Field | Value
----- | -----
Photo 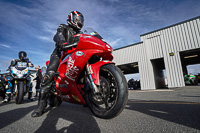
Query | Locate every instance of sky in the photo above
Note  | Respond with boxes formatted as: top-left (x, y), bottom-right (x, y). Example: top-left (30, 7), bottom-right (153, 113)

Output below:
top-left (0, 0), bottom-right (200, 78)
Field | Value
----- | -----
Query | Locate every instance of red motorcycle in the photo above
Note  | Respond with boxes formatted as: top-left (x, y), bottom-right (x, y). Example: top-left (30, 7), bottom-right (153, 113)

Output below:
top-left (47, 28), bottom-right (128, 119)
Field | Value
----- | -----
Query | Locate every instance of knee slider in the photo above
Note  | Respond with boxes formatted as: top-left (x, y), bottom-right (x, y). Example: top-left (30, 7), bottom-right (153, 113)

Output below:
top-left (41, 71), bottom-right (55, 86)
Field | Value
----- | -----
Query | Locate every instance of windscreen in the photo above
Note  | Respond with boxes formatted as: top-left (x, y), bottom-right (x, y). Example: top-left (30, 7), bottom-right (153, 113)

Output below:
top-left (16, 62), bottom-right (27, 70)
top-left (83, 28), bottom-right (107, 43)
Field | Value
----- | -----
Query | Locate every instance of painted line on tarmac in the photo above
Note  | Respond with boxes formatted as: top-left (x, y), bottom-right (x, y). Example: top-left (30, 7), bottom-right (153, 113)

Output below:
top-left (133, 90), bottom-right (174, 92)
top-left (128, 101), bottom-right (200, 105)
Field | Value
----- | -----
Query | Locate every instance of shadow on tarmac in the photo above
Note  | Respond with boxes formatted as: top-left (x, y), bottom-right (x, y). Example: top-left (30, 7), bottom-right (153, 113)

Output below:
top-left (34, 103), bottom-right (101, 133)
top-left (0, 100), bottom-right (100, 133)
top-left (0, 97), bottom-right (37, 107)
top-left (126, 100), bottom-right (200, 130)
top-left (0, 105), bottom-right (36, 129)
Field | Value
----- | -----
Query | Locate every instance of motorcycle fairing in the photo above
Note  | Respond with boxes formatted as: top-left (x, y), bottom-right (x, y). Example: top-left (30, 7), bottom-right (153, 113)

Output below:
top-left (88, 61), bottom-right (114, 85)
top-left (55, 49), bottom-right (106, 104)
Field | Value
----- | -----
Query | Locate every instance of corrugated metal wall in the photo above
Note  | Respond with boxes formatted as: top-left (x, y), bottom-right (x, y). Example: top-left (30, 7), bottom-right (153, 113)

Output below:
top-left (113, 16), bottom-right (200, 89)
top-left (113, 43), bottom-right (141, 65)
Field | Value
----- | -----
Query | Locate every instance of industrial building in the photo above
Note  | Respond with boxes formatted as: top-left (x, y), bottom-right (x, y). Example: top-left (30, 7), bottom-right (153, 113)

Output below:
top-left (113, 16), bottom-right (200, 90)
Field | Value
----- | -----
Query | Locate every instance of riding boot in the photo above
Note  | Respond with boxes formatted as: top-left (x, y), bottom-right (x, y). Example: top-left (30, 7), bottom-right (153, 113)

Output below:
top-left (34, 91), bottom-right (38, 97)
top-left (7, 93), bottom-right (11, 102)
top-left (31, 85), bottom-right (51, 117)
top-left (28, 92), bottom-right (32, 100)
top-left (2, 93), bottom-right (11, 103)
top-left (31, 71), bottom-right (55, 117)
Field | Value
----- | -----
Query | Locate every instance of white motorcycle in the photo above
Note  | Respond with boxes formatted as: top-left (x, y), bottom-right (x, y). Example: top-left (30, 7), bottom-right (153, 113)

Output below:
top-left (10, 62), bottom-right (33, 104)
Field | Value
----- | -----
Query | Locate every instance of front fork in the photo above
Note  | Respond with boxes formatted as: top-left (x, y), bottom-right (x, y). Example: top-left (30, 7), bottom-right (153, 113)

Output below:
top-left (86, 62), bottom-right (100, 94)
top-left (14, 80), bottom-right (27, 94)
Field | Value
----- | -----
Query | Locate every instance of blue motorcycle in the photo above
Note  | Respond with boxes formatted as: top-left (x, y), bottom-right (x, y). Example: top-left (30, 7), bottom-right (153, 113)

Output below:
top-left (10, 62), bottom-right (33, 104)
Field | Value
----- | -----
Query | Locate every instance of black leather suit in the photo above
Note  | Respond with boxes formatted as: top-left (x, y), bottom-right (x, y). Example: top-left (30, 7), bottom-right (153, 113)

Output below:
top-left (32, 24), bottom-right (80, 117)
top-left (8, 58), bottom-right (33, 69)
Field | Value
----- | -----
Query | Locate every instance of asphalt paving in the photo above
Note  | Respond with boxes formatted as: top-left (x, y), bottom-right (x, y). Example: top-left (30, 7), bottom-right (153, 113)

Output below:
top-left (0, 86), bottom-right (200, 133)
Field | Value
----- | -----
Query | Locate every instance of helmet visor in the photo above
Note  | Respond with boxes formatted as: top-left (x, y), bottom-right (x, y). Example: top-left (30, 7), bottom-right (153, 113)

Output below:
top-left (74, 15), bottom-right (84, 29)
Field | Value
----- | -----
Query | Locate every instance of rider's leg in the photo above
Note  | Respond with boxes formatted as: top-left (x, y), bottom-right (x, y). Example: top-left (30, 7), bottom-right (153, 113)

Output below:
top-left (2, 89), bottom-right (11, 103)
top-left (31, 48), bottom-right (60, 117)
top-left (28, 87), bottom-right (33, 100)
top-left (34, 89), bottom-right (39, 97)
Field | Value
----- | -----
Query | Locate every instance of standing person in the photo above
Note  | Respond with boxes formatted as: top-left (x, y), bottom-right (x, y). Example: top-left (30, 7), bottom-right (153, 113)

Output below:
top-left (33, 66), bottom-right (42, 97)
top-left (2, 76), bottom-right (12, 103)
top-left (31, 11), bottom-right (84, 117)
top-left (0, 74), bottom-right (8, 102)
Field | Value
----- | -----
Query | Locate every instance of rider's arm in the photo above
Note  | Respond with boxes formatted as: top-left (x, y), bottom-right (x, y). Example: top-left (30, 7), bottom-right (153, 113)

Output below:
top-left (24, 58), bottom-right (34, 67)
top-left (28, 61), bottom-right (34, 68)
top-left (8, 59), bottom-right (16, 69)
top-left (60, 36), bottom-right (79, 51)
top-left (53, 24), bottom-right (67, 47)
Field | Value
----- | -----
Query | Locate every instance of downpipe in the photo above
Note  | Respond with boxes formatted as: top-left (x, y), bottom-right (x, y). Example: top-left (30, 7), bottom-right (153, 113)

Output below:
top-left (86, 62), bottom-right (100, 94)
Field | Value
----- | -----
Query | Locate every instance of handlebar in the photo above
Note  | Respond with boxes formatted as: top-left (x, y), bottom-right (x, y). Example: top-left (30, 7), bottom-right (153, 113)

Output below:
top-left (61, 42), bottom-right (78, 51)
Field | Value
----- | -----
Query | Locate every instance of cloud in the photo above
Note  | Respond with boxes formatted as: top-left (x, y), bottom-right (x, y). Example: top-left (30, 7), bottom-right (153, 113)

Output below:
top-left (0, 43), bottom-right (11, 48)
top-left (187, 64), bottom-right (200, 75)
top-left (37, 36), bottom-right (53, 43)
top-left (109, 38), bottom-right (122, 47)
top-left (0, 60), bottom-right (11, 72)
top-left (0, 0), bottom-right (200, 74)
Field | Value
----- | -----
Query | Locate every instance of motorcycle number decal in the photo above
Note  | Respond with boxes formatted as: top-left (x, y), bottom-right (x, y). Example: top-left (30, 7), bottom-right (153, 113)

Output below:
top-left (76, 51), bottom-right (83, 56)
top-left (72, 95), bottom-right (81, 102)
top-left (65, 66), bottom-right (79, 81)
top-left (65, 56), bottom-right (75, 74)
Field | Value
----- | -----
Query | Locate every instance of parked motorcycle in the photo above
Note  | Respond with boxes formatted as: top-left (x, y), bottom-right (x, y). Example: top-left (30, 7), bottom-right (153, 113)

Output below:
top-left (128, 78), bottom-right (140, 90)
top-left (47, 28), bottom-right (128, 119)
top-left (9, 62), bottom-right (34, 104)
top-left (184, 74), bottom-right (198, 85)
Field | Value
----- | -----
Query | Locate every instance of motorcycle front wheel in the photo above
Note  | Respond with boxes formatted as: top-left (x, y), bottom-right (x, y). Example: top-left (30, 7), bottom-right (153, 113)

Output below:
top-left (85, 64), bottom-right (128, 119)
top-left (15, 81), bottom-right (24, 104)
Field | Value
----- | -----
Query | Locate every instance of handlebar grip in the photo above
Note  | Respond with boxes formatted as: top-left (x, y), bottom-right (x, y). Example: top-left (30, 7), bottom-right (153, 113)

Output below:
top-left (61, 43), bottom-right (78, 51)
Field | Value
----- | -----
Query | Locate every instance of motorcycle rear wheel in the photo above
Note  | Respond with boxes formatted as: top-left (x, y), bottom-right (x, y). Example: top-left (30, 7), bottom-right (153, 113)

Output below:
top-left (85, 64), bottom-right (128, 119)
top-left (15, 81), bottom-right (24, 104)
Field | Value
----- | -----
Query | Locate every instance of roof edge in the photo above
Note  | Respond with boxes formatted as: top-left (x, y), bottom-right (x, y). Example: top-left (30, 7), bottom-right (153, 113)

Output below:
top-left (140, 16), bottom-right (200, 37)
top-left (113, 42), bottom-right (143, 51)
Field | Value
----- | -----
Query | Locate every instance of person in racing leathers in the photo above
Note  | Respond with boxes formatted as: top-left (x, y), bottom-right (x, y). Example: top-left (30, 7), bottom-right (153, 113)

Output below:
top-left (8, 51), bottom-right (34, 70)
top-left (31, 11), bottom-right (84, 117)
top-left (7, 51), bottom-right (34, 101)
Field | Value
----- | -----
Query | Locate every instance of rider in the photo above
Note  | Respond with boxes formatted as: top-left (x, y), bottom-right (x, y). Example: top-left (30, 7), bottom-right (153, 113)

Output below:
top-left (7, 51), bottom-right (34, 101)
top-left (31, 11), bottom-right (84, 117)
top-left (8, 51), bottom-right (34, 69)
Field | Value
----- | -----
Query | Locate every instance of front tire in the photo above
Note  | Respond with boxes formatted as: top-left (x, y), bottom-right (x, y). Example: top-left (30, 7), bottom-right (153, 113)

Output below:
top-left (85, 64), bottom-right (128, 119)
top-left (15, 81), bottom-right (24, 104)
